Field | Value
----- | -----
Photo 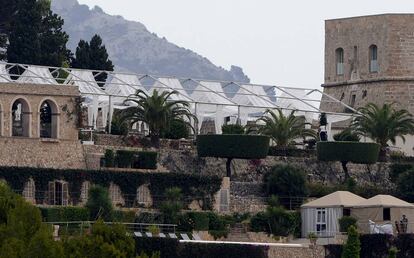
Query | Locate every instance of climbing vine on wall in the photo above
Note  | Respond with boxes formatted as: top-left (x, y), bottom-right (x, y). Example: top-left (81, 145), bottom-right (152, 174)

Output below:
top-left (0, 167), bottom-right (222, 207)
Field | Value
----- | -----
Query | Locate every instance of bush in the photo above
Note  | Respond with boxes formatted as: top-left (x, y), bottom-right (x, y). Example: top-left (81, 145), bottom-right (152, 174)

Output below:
top-left (317, 141), bottom-right (380, 164)
top-left (188, 212), bottom-right (210, 231)
top-left (396, 170), bottom-right (414, 202)
top-left (40, 207), bottom-right (89, 222)
top-left (390, 163), bottom-right (413, 183)
top-left (109, 113), bottom-right (129, 136)
top-left (308, 183), bottom-right (338, 198)
top-left (136, 152), bottom-right (157, 169)
top-left (267, 146), bottom-right (315, 157)
top-left (333, 129), bottom-right (360, 142)
top-left (342, 226), bottom-right (361, 258)
top-left (164, 120), bottom-right (189, 140)
top-left (339, 216), bottom-right (357, 233)
top-left (197, 134), bottom-right (270, 159)
top-left (160, 187), bottom-right (183, 224)
top-left (221, 124), bottom-right (245, 134)
top-left (86, 185), bottom-right (113, 221)
top-left (264, 165), bottom-right (307, 207)
top-left (104, 149), bottom-right (115, 167)
top-left (116, 150), bottom-right (137, 168)
top-left (178, 242), bottom-right (268, 258)
top-left (360, 234), bottom-right (393, 258)
top-left (325, 244), bottom-right (343, 258)
top-left (395, 234), bottom-right (414, 258)
top-left (135, 237), bottom-right (179, 258)
top-left (112, 210), bottom-right (136, 223)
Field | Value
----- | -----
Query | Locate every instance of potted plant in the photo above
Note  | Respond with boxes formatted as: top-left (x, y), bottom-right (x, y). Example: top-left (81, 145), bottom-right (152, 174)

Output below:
top-left (308, 232), bottom-right (318, 246)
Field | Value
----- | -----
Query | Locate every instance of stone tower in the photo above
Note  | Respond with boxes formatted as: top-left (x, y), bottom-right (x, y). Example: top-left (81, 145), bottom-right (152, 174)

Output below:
top-left (319, 14), bottom-right (414, 154)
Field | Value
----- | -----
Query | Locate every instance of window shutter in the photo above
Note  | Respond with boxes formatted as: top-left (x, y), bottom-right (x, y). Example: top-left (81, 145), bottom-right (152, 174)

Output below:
top-left (48, 181), bottom-right (55, 205)
top-left (62, 182), bottom-right (69, 206)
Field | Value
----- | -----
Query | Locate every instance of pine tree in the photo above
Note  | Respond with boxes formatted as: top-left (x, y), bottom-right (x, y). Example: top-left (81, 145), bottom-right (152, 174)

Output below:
top-left (7, 0), bottom-right (42, 64)
top-left (71, 34), bottom-right (114, 85)
top-left (39, 11), bottom-right (71, 67)
top-left (342, 225), bottom-right (361, 258)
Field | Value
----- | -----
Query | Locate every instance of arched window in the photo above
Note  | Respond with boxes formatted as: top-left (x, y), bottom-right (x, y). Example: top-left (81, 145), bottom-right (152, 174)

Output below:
top-left (39, 100), bottom-right (58, 138)
top-left (109, 183), bottom-right (124, 207)
top-left (336, 48), bottom-right (344, 75)
top-left (136, 184), bottom-right (152, 208)
top-left (12, 99), bottom-right (30, 137)
top-left (369, 45), bottom-right (378, 72)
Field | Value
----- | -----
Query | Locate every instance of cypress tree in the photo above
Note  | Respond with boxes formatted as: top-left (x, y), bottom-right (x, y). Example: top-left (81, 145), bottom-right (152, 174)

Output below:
top-left (342, 225), bottom-right (361, 258)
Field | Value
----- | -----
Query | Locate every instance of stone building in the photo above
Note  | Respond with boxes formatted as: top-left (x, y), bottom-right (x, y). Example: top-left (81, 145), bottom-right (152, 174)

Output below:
top-left (0, 82), bottom-right (86, 168)
top-left (320, 14), bottom-right (414, 155)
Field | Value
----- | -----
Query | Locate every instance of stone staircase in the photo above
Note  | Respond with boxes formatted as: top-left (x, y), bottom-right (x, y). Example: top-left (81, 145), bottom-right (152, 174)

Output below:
top-left (224, 223), bottom-right (251, 242)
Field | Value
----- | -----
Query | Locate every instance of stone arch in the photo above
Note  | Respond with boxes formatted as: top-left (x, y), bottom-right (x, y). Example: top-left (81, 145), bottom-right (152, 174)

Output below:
top-left (38, 98), bottom-right (59, 139)
top-left (109, 183), bottom-right (125, 207)
top-left (10, 97), bottom-right (31, 137)
top-left (136, 184), bottom-right (152, 208)
top-left (22, 178), bottom-right (36, 204)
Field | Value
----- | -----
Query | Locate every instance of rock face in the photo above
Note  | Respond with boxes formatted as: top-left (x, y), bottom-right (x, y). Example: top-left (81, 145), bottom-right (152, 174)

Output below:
top-left (51, 0), bottom-right (250, 82)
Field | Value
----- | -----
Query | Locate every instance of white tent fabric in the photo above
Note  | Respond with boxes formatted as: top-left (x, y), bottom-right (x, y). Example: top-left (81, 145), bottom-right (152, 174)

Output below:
top-left (301, 207), bottom-right (343, 238)
top-left (17, 66), bottom-right (57, 85)
top-left (66, 70), bottom-right (107, 96)
top-left (0, 64), bottom-right (11, 82)
top-left (277, 88), bottom-right (317, 122)
top-left (152, 77), bottom-right (192, 102)
top-left (106, 74), bottom-right (145, 104)
top-left (233, 84), bottom-right (275, 108)
top-left (302, 191), bottom-right (366, 208)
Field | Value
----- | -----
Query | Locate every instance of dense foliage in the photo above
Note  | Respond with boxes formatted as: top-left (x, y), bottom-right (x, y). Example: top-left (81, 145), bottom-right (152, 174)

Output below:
top-left (338, 216), bottom-right (357, 233)
top-left (86, 185), bottom-right (113, 221)
top-left (6, 0), bottom-right (71, 67)
top-left (164, 119), bottom-right (190, 139)
top-left (342, 226), bottom-right (361, 258)
top-left (317, 141), bottom-right (380, 164)
top-left (71, 34), bottom-right (114, 85)
top-left (221, 124), bottom-right (245, 134)
top-left (110, 150), bottom-right (158, 169)
top-left (134, 237), bottom-right (268, 258)
top-left (267, 146), bottom-right (315, 157)
top-left (40, 207), bottom-right (89, 222)
top-left (264, 165), bottom-right (308, 206)
top-left (256, 108), bottom-right (316, 147)
top-left (396, 170), bottom-right (414, 202)
top-left (333, 128), bottom-right (360, 142)
top-left (0, 167), bottom-right (221, 208)
top-left (120, 90), bottom-right (196, 147)
top-left (197, 134), bottom-right (270, 159)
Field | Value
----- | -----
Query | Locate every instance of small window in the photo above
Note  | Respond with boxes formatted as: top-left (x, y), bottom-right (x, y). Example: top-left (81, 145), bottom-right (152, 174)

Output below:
top-left (343, 208), bottom-right (351, 216)
top-left (336, 48), bottom-right (344, 75)
top-left (350, 94), bottom-right (356, 107)
top-left (362, 90), bottom-right (367, 99)
top-left (316, 208), bottom-right (327, 236)
top-left (369, 45), bottom-right (378, 72)
top-left (383, 208), bottom-right (391, 221)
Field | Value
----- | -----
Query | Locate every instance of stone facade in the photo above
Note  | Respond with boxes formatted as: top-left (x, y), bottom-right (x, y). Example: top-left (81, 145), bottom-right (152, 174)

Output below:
top-left (320, 14), bottom-right (414, 155)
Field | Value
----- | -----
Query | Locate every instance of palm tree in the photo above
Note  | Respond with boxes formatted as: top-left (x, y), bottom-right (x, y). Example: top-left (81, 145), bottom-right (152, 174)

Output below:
top-left (352, 103), bottom-right (414, 158)
top-left (256, 109), bottom-right (316, 148)
top-left (120, 89), bottom-right (196, 147)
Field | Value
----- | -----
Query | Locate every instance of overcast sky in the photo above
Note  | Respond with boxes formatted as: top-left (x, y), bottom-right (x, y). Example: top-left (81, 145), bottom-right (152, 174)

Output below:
top-left (77, 0), bottom-right (414, 89)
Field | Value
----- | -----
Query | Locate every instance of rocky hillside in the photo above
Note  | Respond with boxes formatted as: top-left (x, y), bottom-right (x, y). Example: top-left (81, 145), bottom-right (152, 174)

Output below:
top-left (51, 0), bottom-right (250, 82)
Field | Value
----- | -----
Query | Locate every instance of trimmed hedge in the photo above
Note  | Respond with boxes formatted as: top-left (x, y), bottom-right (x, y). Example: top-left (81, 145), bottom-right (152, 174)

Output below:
top-left (40, 207), bottom-right (89, 222)
top-left (197, 134), bottom-right (270, 159)
top-left (360, 234), bottom-right (394, 258)
top-left (325, 244), bottom-right (343, 258)
top-left (0, 167), bottom-right (221, 208)
top-left (317, 141), bottom-right (380, 164)
top-left (134, 237), bottom-right (268, 258)
top-left (110, 150), bottom-right (158, 169)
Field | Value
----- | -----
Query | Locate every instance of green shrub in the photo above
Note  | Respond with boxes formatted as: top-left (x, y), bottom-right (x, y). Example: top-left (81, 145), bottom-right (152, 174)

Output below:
top-left (317, 141), bottom-right (380, 164)
top-left (250, 209), bottom-right (300, 237)
top-left (339, 216), bottom-right (357, 233)
top-left (264, 165), bottom-right (307, 207)
top-left (112, 210), bottom-right (136, 223)
top-left (40, 207), bottom-right (89, 222)
top-left (160, 187), bottom-right (183, 224)
top-left (116, 150), bottom-right (137, 168)
top-left (164, 119), bottom-right (190, 139)
top-left (104, 149), bottom-right (115, 167)
top-left (86, 185), bottom-right (113, 221)
top-left (109, 113), bottom-right (129, 136)
top-left (188, 212), bottom-right (210, 231)
top-left (308, 183), bottom-right (338, 198)
top-left (397, 170), bottom-right (414, 202)
top-left (342, 226), bottom-right (360, 258)
top-left (221, 124), bottom-right (245, 134)
top-left (390, 163), bottom-right (413, 183)
top-left (333, 129), bottom-right (360, 142)
top-left (136, 152), bottom-right (157, 169)
top-left (135, 237), bottom-right (179, 258)
top-left (197, 134), bottom-right (270, 159)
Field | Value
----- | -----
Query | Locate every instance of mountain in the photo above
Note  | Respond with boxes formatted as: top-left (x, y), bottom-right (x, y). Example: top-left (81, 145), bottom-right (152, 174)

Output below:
top-left (51, 0), bottom-right (250, 82)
